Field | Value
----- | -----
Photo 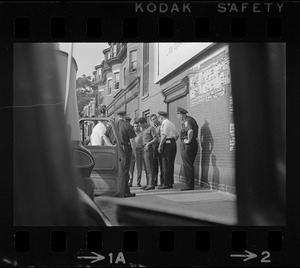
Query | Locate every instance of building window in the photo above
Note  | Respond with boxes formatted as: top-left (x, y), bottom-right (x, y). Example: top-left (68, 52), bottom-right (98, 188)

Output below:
top-left (107, 79), bottom-right (112, 95)
top-left (143, 43), bottom-right (149, 96)
top-left (105, 51), bottom-right (111, 61)
top-left (129, 50), bottom-right (137, 72)
top-left (142, 109), bottom-right (150, 123)
top-left (123, 67), bottom-right (126, 87)
top-left (114, 72), bottom-right (120, 90)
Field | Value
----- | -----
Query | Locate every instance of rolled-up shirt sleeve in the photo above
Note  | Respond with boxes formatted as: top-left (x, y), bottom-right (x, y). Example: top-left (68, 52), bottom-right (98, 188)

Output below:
top-left (185, 120), bottom-right (192, 131)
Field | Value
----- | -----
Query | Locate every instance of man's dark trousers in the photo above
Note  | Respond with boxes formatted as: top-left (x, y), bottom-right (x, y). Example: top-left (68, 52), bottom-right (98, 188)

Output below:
top-left (124, 145), bottom-right (132, 194)
top-left (161, 140), bottom-right (177, 186)
top-left (135, 147), bottom-right (145, 185)
top-left (143, 146), bottom-right (154, 186)
top-left (180, 139), bottom-right (198, 189)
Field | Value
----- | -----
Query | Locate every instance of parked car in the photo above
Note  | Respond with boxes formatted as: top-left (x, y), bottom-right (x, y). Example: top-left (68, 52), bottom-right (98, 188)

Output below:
top-left (79, 117), bottom-right (126, 197)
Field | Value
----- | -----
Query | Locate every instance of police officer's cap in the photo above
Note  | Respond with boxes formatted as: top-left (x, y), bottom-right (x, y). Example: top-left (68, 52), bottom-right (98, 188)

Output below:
top-left (177, 107), bottom-right (188, 114)
top-left (116, 110), bottom-right (126, 115)
top-left (125, 116), bottom-right (132, 121)
top-left (158, 111), bottom-right (168, 116)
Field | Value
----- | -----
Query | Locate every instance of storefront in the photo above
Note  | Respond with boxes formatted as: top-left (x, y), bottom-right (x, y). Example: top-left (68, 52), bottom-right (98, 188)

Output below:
top-left (159, 43), bottom-right (235, 192)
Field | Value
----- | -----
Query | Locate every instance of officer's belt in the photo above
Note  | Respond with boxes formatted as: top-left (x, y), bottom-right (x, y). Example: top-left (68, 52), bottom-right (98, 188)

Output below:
top-left (181, 139), bottom-right (197, 144)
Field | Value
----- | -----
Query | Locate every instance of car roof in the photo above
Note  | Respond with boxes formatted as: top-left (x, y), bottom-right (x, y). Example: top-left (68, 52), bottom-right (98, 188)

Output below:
top-left (79, 117), bottom-right (112, 122)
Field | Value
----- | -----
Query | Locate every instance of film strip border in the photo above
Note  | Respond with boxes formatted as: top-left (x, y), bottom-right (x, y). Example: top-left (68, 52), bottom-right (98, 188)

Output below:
top-left (13, 16), bottom-right (282, 39)
top-left (10, 228), bottom-right (286, 266)
top-left (1, 1), bottom-right (297, 267)
top-left (0, 2), bottom-right (289, 41)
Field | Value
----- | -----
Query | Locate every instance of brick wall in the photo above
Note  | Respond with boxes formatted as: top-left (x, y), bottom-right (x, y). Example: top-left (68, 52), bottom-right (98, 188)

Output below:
top-left (187, 86), bottom-right (235, 188)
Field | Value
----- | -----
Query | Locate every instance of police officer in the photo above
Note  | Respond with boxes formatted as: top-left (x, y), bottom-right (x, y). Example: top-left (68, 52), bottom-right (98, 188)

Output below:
top-left (125, 116), bottom-right (135, 187)
top-left (177, 107), bottom-right (199, 191)
top-left (116, 110), bottom-right (137, 197)
top-left (158, 111), bottom-right (179, 189)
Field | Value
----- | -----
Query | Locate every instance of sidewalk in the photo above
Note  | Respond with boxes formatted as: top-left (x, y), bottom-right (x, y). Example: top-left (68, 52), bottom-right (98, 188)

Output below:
top-left (95, 181), bottom-right (237, 226)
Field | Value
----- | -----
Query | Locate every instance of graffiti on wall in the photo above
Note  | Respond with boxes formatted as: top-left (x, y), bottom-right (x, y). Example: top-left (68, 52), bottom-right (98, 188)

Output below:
top-left (189, 48), bottom-right (231, 107)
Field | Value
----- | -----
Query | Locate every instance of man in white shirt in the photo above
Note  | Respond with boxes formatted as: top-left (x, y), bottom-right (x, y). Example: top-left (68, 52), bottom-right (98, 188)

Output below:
top-left (157, 111), bottom-right (179, 189)
top-left (90, 120), bottom-right (107, 146)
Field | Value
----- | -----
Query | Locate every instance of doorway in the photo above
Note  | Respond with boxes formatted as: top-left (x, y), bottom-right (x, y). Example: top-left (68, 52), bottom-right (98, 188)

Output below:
top-left (168, 96), bottom-right (187, 166)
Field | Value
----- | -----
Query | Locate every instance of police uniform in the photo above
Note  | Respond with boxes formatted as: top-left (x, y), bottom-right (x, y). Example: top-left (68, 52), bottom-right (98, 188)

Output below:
top-left (178, 107), bottom-right (199, 190)
top-left (116, 111), bottom-right (136, 197)
top-left (125, 116), bottom-right (135, 187)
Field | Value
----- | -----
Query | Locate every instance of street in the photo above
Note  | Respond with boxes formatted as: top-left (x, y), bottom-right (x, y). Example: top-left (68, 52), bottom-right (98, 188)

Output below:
top-left (95, 181), bottom-right (237, 226)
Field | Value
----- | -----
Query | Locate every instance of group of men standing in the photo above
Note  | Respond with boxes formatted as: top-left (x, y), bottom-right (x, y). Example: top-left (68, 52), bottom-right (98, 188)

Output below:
top-left (89, 106), bottom-right (201, 198)
top-left (111, 107), bottom-right (200, 198)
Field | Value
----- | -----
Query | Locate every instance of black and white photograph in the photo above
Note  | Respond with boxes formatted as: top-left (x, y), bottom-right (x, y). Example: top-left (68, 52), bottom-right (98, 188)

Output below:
top-left (13, 42), bottom-right (286, 226)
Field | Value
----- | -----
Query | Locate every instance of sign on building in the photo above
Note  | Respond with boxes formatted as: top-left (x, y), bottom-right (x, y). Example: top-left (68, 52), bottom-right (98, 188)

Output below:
top-left (189, 46), bottom-right (231, 107)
